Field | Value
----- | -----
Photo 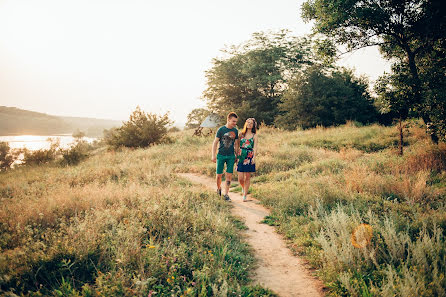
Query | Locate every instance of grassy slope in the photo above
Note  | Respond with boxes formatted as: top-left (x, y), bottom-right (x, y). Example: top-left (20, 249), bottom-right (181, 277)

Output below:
top-left (0, 138), bottom-right (275, 296)
top-left (1, 121), bottom-right (445, 296)
top-left (173, 121), bottom-right (446, 296)
top-left (249, 123), bottom-right (446, 296)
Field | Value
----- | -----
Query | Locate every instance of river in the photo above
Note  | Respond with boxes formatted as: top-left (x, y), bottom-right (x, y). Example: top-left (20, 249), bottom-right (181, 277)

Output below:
top-left (0, 135), bottom-right (98, 151)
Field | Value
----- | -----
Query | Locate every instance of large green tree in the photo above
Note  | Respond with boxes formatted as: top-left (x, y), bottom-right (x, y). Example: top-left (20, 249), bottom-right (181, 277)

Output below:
top-left (302, 0), bottom-right (446, 142)
top-left (203, 30), bottom-right (313, 125)
top-left (105, 106), bottom-right (172, 148)
top-left (276, 66), bottom-right (377, 129)
top-left (185, 108), bottom-right (210, 129)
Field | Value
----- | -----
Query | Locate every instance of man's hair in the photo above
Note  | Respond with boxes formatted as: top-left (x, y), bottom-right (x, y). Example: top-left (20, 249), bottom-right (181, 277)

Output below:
top-left (227, 112), bottom-right (238, 120)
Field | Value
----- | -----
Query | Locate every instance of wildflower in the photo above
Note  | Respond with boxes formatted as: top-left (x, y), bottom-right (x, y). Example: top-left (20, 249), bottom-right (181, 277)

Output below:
top-left (351, 223), bottom-right (373, 248)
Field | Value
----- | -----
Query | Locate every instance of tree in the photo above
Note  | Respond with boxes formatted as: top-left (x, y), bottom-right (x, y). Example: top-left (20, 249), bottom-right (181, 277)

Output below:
top-left (375, 63), bottom-right (415, 155)
top-left (203, 30), bottom-right (314, 125)
top-left (0, 142), bottom-right (15, 170)
top-left (185, 108), bottom-right (210, 129)
top-left (105, 106), bottom-right (172, 148)
top-left (72, 129), bottom-right (86, 140)
top-left (302, 0), bottom-right (446, 142)
top-left (276, 66), bottom-right (377, 129)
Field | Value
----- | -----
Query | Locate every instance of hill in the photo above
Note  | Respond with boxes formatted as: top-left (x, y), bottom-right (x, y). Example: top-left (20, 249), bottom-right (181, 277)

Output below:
top-left (0, 121), bottom-right (445, 296)
top-left (0, 106), bottom-right (122, 137)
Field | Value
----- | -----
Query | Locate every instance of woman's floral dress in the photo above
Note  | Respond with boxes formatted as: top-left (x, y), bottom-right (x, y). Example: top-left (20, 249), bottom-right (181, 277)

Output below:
top-left (236, 135), bottom-right (255, 172)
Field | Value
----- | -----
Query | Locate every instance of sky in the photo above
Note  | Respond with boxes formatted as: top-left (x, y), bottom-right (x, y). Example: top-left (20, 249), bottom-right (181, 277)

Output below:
top-left (0, 0), bottom-right (391, 126)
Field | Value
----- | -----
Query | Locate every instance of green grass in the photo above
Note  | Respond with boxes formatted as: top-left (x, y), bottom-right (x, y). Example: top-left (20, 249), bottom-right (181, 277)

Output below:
top-left (0, 141), bottom-right (276, 296)
top-left (1, 120), bottom-right (445, 297)
top-left (249, 122), bottom-right (446, 296)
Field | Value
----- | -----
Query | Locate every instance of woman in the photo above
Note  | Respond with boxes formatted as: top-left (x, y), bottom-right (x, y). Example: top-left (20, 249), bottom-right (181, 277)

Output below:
top-left (236, 118), bottom-right (258, 202)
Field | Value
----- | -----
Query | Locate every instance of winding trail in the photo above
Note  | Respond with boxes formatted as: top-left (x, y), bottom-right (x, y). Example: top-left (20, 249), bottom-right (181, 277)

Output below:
top-left (178, 173), bottom-right (325, 297)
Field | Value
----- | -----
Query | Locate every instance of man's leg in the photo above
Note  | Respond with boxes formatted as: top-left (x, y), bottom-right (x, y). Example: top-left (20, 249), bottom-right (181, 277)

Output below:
top-left (224, 155), bottom-right (236, 196)
top-left (224, 172), bottom-right (232, 195)
top-left (216, 174), bottom-right (223, 195)
top-left (216, 155), bottom-right (224, 196)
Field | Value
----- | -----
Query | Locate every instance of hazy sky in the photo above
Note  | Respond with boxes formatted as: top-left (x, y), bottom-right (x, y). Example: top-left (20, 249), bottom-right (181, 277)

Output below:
top-left (0, 0), bottom-right (391, 125)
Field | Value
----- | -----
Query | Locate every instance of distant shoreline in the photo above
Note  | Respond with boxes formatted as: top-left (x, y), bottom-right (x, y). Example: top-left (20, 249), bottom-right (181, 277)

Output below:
top-left (0, 133), bottom-right (75, 137)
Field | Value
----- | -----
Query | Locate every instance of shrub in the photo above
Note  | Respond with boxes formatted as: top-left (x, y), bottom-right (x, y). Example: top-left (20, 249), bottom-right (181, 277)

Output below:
top-left (21, 138), bottom-right (59, 166)
top-left (0, 142), bottom-right (17, 170)
top-left (168, 126), bottom-right (181, 133)
top-left (59, 141), bottom-right (90, 166)
top-left (105, 106), bottom-right (173, 148)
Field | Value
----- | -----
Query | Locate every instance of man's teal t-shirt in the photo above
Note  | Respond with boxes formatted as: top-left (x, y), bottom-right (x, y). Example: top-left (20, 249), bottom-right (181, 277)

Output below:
top-left (216, 126), bottom-right (238, 156)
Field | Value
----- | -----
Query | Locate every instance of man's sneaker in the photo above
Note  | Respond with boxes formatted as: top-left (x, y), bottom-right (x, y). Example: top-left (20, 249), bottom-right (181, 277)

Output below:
top-left (243, 195), bottom-right (247, 202)
top-left (224, 194), bottom-right (231, 201)
top-left (217, 188), bottom-right (222, 196)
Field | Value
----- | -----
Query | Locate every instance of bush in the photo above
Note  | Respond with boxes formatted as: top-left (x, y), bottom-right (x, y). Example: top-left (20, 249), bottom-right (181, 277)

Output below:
top-left (105, 106), bottom-right (173, 148)
top-left (59, 141), bottom-right (90, 166)
top-left (0, 142), bottom-right (17, 170)
top-left (168, 126), bottom-right (181, 132)
top-left (21, 138), bottom-right (59, 166)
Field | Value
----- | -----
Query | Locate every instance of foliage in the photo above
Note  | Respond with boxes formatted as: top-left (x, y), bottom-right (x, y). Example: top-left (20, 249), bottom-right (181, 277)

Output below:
top-left (72, 129), bottom-right (86, 140)
top-left (185, 108), bottom-right (211, 129)
top-left (203, 30), bottom-right (314, 125)
top-left (276, 66), bottom-right (378, 129)
top-left (21, 138), bottom-right (60, 166)
top-left (0, 142), bottom-right (16, 171)
top-left (105, 106), bottom-right (173, 148)
top-left (59, 141), bottom-right (90, 166)
top-left (302, 0), bottom-right (446, 142)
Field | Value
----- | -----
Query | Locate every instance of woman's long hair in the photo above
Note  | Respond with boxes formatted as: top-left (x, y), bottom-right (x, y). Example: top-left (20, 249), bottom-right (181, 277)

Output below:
top-left (240, 118), bottom-right (257, 138)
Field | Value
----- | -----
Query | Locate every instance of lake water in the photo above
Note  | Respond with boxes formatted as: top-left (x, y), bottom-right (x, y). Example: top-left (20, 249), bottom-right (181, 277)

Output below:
top-left (0, 135), bottom-right (98, 151)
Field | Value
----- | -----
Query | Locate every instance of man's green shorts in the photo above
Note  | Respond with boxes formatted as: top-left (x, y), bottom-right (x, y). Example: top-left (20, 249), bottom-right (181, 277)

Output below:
top-left (216, 154), bottom-right (236, 174)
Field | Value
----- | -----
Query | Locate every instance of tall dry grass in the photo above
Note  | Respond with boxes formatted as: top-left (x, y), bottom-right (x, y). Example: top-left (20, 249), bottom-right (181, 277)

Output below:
top-left (250, 121), bottom-right (446, 296)
top-left (0, 136), bottom-right (275, 296)
top-left (2, 121), bottom-right (445, 296)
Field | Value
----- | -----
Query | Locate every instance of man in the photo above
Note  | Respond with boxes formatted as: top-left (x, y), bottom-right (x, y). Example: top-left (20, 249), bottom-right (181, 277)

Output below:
top-left (212, 112), bottom-right (239, 201)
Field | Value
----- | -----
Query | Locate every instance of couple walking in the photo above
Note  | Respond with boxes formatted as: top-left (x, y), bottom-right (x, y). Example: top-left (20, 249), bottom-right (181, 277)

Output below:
top-left (211, 112), bottom-right (258, 202)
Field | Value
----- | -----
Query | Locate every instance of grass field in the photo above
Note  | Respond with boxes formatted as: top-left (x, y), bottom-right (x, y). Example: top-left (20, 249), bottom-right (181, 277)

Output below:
top-left (1, 120), bottom-right (445, 296)
top-left (0, 140), bottom-right (275, 296)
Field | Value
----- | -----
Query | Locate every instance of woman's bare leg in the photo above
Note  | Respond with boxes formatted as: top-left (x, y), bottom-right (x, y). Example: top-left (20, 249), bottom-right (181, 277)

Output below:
top-left (243, 173), bottom-right (251, 198)
top-left (238, 172), bottom-right (245, 194)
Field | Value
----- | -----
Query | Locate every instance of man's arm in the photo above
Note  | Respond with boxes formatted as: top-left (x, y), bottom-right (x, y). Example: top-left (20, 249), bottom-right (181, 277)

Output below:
top-left (234, 136), bottom-right (240, 157)
top-left (212, 137), bottom-right (219, 163)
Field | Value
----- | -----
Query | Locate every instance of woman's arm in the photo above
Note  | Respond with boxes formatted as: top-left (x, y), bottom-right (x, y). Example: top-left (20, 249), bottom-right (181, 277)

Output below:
top-left (252, 134), bottom-right (258, 164)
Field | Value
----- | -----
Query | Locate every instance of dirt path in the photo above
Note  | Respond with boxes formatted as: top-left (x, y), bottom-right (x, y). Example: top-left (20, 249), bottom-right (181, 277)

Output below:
top-left (178, 173), bottom-right (325, 297)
